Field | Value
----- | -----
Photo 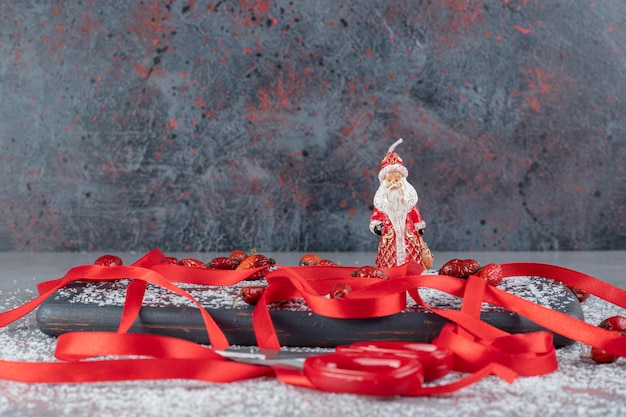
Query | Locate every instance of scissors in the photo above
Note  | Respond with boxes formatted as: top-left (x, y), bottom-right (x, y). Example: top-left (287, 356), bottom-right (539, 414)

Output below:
top-left (218, 341), bottom-right (453, 396)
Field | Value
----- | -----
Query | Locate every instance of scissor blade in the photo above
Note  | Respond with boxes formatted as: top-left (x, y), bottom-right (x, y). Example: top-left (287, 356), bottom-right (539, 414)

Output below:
top-left (215, 347), bottom-right (332, 368)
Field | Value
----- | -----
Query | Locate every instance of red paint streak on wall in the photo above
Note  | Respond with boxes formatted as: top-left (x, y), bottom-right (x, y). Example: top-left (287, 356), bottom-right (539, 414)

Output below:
top-left (526, 96), bottom-right (541, 112)
top-left (521, 67), bottom-right (559, 112)
top-left (440, 0), bottom-right (484, 29)
top-left (133, 63), bottom-right (151, 78)
top-left (38, 16), bottom-right (68, 61)
top-left (292, 184), bottom-right (311, 209)
top-left (240, 0), bottom-right (271, 24)
top-left (412, 0), bottom-right (485, 50)
top-left (127, 1), bottom-right (174, 46)
top-left (514, 24), bottom-right (532, 35)
top-left (132, 62), bottom-right (165, 79)
top-left (177, 191), bottom-right (193, 201)
top-left (246, 68), bottom-right (302, 125)
top-left (12, 46), bottom-right (22, 64)
top-left (529, 67), bottom-right (552, 94)
top-left (81, 12), bottom-right (100, 34)
top-left (65, 116), bottom-right (79, 132)
top-left (196, 97), bottom-right (207, 108)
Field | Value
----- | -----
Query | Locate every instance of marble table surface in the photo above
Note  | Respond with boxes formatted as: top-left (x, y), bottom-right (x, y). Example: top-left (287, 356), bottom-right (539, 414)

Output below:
top-left (0, 250), bottom-right (625, 417)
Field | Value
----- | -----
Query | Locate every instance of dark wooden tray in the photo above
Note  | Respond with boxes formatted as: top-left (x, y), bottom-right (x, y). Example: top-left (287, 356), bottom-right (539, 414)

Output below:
top-left (36, 276), bottom-right (583, 348)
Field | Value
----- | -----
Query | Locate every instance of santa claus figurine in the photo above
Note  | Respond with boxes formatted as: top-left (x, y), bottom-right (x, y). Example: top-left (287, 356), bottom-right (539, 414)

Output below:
top-left (370, 138), bottom-right (434, 269)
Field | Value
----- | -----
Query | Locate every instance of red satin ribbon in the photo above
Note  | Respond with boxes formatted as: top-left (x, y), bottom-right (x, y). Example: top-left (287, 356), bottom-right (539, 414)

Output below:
top-left (0, 248), bottom-right (624, 396)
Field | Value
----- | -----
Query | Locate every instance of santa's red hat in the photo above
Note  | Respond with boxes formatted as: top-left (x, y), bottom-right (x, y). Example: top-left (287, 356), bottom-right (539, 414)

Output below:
top-left (378, 138), bottom-right (408, 182)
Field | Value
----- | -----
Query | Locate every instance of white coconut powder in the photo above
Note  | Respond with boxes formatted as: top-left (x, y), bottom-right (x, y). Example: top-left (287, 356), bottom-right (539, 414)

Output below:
top-left (0, 277), bottom-right (624, 417)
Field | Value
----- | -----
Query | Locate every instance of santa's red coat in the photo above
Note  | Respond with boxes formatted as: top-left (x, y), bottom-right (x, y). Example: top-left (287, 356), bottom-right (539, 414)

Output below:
top-left (371, 206), bottom-right (427, 269)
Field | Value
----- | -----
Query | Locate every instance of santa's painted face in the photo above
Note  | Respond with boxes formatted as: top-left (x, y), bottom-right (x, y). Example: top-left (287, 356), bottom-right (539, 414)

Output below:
top-left (373, 168), bottom-right (418, 214)
top-left (383, 171), bottom-right (404, 190)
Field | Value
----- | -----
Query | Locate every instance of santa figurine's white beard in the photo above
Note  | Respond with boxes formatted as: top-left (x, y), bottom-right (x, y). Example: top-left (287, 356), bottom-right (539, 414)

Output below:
top-left (386, 188), bottom-right (407, 231)
top-left (373, 178), bottom-right (419, 265)
top-left (373, 178), bottom-right (418, 219)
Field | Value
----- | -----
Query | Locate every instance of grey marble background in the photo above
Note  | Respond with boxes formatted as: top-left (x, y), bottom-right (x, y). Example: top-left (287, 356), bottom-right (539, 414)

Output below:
top-left (0, 0), bottom-right (624, 253)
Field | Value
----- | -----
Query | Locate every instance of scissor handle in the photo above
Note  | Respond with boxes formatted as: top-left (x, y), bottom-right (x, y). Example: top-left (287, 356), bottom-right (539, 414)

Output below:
top-left (303, 352), bottom-right (423, 396)
top-left (336, 341), bottom-right (453, 382)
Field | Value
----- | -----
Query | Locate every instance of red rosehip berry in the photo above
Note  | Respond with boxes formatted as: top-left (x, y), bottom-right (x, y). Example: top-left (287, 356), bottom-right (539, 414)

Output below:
top-left (477, 263), bottom-right (504, 286)
top-left (208, 256), bottom-right (240, 270)
top-left (236, 286), bottom-right (266, 305)
top-left (439, 259), bottom-right (481, 278)
top-left (330, 283), bottom-right (352, 299)
top-left (94, 255), bottom-right (123, 267)
top-left (178, 258), bottom-right (207, 269)
top-left (351, 266), bottom-right (389, 279)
